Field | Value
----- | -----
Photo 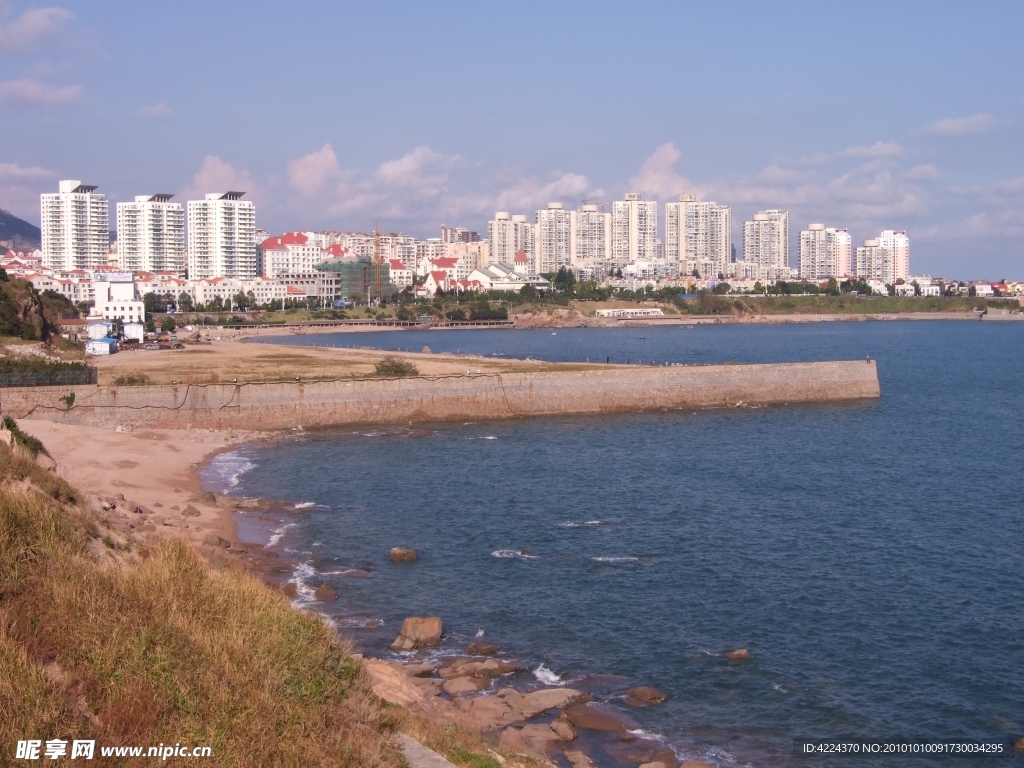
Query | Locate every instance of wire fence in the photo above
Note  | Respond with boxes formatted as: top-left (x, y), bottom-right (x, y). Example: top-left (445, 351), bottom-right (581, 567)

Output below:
top-left (0, 364), bottom-right (97, 388)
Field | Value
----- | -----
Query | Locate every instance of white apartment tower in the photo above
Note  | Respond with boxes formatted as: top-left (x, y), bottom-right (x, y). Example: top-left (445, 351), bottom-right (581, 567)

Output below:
top-left (665, 194), bottom-right (731, 278)
top-left (798, 224), bottom-right (852, 280)
top-left (876, 230), bottom-right (909, 281)
top-left (535, 202), bottom-right (572, 273)
top-left (855, 239), bottom-right (892, 284)
top-left (488, 212), bottom-right (535, 265)
top-left (187, 192), bottom-right (256, 279)
top-left (40, 180), bottom-right (110, 271)
top-left (116, 194), bottom-right (185, 274)
top-left (570, 204), bottom-right (611, 270)
top-left (611, 193), bottom-right (658, 271)
top-left (743, 210), bottom-right (790, 271)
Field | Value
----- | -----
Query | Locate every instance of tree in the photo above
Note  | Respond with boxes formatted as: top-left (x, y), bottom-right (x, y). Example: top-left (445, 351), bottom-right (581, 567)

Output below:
top-left (178, 292), bottom-right (195, 312)
top-left (232, 291), bottom-right (249, 311)
top-left (753, 281), bottom-right (764, 294)
top-left (712, 282), bottom-right (731, 295)
top-left (161, 317), bottom-right (176, 332)
top-left (691, 268), bottom-right (701, 278)
top-left (519, 284), bottom-right (538, 299)
top-left (826, 277), bottom-right (840, 296)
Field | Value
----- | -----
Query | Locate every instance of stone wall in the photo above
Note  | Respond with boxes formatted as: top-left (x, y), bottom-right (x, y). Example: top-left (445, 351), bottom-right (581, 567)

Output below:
top-left (0, 360), bottom-right (879, 431)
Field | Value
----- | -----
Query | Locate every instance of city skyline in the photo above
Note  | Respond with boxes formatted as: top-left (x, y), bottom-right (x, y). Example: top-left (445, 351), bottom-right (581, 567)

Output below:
top-left (1, 2), bottom-right (1022, 279)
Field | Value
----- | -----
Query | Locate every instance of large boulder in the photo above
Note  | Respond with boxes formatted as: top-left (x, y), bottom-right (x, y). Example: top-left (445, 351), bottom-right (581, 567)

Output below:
top-left (390, 616), bottom-right (442, 651)
top-left (438, 658), bottom-right (522, 679)
top-left (443, 676), bottom-right (490, 696)
top-left (313, 583), bottom-right (338, 601)
top-left (624, 686), bottom-right (668, 706)
top-left (390, 547), bottom-right (417, 563)
top-left (563, 703), bottom-right (636, 732)
top-left (498, 724), bottom-right (563, 761)
top-left (565, 750), bottom-right (595, 768)
top-left (725, 648), bottom-right (750, 661)
top-left (467, 641), bottom-right (500, 655)
top-left (202, 533), bottom-right (230, 548)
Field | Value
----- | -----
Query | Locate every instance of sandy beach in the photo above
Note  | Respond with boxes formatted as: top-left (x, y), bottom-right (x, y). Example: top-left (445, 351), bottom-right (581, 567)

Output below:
top-left (18, 420), bottom-right (257, 552)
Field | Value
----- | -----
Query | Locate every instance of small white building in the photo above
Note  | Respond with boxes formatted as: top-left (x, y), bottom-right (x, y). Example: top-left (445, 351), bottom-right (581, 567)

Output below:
top-left (86, 321), bottom-right (114, 340)
top-left (122, 322), bottom-right (145, 342)
top-left (594, 307), bottom-right (665, 318)
top-left (85, 337), bottom-right (119, 355)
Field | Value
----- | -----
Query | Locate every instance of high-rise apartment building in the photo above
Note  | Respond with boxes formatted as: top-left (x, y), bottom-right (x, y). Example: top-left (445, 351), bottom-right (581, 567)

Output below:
top-left (488, 213), bottom-right (535, 265)
top-left (742, 210), bottom-right (790, 271)
top-left (876, 230), bottom-right (909, 281)
top-left (855, 239), bottom-right (892, 283)
top-left (570, 204), bottom-right (611, 270)
top-left (40, 180), bottom-right (110, 271)
top-left (611, 193), bottom-right (658, 271)
top-left (798, 224), bottom-right (851, 279)
top-left (116, 194), bottom-right (185, 274)
top-left (440, 225), bottom-right (480, 244)
top-left (186, 192), bottom-right (256, 279)
top-left (535, 202), bottom-right (573, 273)
top-left (664, 194), bottom-right (731, 278)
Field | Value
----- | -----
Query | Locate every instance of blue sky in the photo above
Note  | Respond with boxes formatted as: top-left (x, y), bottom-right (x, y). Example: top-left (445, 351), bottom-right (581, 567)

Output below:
top-left (1, 0), bottom-right (1022, 278)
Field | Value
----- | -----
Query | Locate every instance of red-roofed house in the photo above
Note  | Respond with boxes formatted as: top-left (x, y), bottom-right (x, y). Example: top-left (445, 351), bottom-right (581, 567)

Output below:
top-left (260, 232), bottom-right (329, 277)
top-left (513, 249), bottom-right (531, 275)
top-left (388, 260), bottom-right (414, 289)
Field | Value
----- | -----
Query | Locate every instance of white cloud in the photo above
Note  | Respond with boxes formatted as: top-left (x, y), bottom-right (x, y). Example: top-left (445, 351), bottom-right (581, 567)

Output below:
top-left (0, 6), bottom-right (73, 55)
top-left (925, 113), bottom-right (994, 137)
top-left (627, 143), bottom-right (696, 200)
top-left (375, 146), bottom-right (452, 194)
top-left (840, 140), bottom-right (903, 159)
top-left (0, 77), bottom-right (81, 106)
top-left (0, 160), bottom-right (56, 220)
top-left (140, 103), bottom-right (172, 119)
top-left (903, 164), bottom-right (940, 181)
top-left (179, 155), bottom-right (265, 207)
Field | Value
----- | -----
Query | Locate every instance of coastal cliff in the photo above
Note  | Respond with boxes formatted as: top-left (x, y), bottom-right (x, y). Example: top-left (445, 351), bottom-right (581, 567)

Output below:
top-left (2, 360), bottom-right (879, 431)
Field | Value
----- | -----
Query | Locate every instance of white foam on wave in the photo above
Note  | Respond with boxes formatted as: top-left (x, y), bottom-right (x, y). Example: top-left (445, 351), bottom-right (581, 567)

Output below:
top-left (290, 562), bottom-right (318, 602)
top-left (533, 663), bottom-right (565, 686)
top-left (293, 501), bottom-right (317, 509)
top-left (205, 448), bottom-right (256, 491)
top-left (266, 522), bottom-right (297, 548)
top-left (475, 628), bottom-right (485, 638)
top-left (467, 436), bottom-right (498, 440)
top-left (772, 683), bottom-right (788, 693)
top-left (591, 555), bottom-right (641, 563)
top-left (491, 549), bottom-right (538, 559)
top-left (558, 520), bottom-right (605, 528)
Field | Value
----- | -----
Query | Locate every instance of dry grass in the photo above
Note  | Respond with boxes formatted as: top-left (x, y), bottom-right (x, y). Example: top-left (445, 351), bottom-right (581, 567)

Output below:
top-left (0, 444), bottom-right (403, 767)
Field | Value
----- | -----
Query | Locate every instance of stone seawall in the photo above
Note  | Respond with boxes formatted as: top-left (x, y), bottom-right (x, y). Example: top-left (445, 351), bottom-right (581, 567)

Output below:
top-left (0, 360), bottom-right (879, 431)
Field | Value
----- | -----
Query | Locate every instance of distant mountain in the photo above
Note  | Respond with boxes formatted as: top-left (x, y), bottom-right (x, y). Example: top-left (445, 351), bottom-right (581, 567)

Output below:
top-left (0, 209), bottom-right (41, 251)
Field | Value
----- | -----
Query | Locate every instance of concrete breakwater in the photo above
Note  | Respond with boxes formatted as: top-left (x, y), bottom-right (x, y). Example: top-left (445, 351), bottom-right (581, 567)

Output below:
top-left (1, 360), bottom-right (879, 431)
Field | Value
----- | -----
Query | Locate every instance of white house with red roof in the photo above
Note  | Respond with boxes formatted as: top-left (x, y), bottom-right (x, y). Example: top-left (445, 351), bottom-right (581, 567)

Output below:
top-left (388, 260), bottom-right (414, 288)
top-left (260, 232), bottom-right (330, 277)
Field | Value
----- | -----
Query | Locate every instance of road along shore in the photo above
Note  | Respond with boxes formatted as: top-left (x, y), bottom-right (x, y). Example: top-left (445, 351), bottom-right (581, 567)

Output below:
top-left (4, 359), bottom-right (879, 431)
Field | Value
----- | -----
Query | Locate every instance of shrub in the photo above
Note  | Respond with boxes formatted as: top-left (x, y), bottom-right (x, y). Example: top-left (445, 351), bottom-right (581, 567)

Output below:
top-left (373, 356), bottom-right (419, 378)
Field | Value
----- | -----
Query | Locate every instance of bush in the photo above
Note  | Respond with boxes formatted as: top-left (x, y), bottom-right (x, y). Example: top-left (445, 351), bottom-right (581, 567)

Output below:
top-left (373, 356), bottom-right (419, 378)
top-left (113, 374), bottom-right (151, 386)
top-left (2, 416), bottom-right (47, 457)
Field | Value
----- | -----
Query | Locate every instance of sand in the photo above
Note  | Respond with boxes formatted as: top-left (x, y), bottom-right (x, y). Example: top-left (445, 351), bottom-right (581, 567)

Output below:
top-left (18, 420), bottom-right (255, 547)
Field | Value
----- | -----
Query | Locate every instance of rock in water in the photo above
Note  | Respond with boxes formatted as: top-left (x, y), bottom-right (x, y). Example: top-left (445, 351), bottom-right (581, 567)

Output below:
top-left (443, 676), bottom-right (489, 696)
top-left (467, 641), bottom-right (500, 655)
top-left (565, 751), bottom-right (595, 768)
top-left (679, 762), bottom-right (715, 768)
top-left (563, 703), bottom-right (634, 732)
top-left (725, 648), bottom-right (750, 661)
top-left (390, 547), bottom-right (417, 563)
top-left (390, 616), bottom-right (443, 651)
top-left (281, 582), bottom-right (298, 597)
top-left (624, 686), bottom-right (668, 706)
top-left (313, 582), bottom-right (338, 601)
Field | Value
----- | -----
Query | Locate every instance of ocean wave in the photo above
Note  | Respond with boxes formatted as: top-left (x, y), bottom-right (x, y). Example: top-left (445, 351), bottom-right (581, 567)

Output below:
top-left (335, 616), bottom-right (383, 629)
top-left (533, 663), bottom-right (565, 686)
top-left (558, 520), bottom-right (606, 528)
top-left (289, 562), bottom-right (318, 602)
top-left (293, 501), bottom-right (317, 509)
top-left (267, 522), bottom-right (296, 548)
top-left (466, 436), bottom-right (498, 440)
top-left (491, 549), bottom-right (537, 559)
top-left (204, 449), bottom-right (256, 491)
top-left (590, 555), bottom-right (642, 563)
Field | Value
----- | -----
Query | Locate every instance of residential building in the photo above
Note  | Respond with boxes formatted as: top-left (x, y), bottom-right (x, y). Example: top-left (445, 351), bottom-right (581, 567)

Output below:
top-left (877, 230), bottom-right (910, 281)
top-left (854, 239), bottom-right (892, 284)
top-left (92, 271), bottom-right (144, 323)
top-left (186, 192), bottom-right (256, 280)
top-left (445, 240), bottom-right (489, 278)
top-left (41, 180), bottom-right (110, 271)
top-left (535, 202), bottom-right (573, 274)
top-left (742, 210), bottom-right (790, 272)
top-left (570, 205), bottom-right (611, 272)
top-left (611, 193), bottom-right (658, 271)
top-left (441, 225), bottom-right (480, 243)
top-left (415, 237), bottom-right (446, 264)
top-left (488, 213), bottom-right (534, 266)
top-left (116, 194), bottom-right (185, 274)
top-left (260, 232), bottom-right (327, 277)
top-left (664, 194), bottom-right (731, 278)
top-left (798, 224), bottom-right (852, 279)
top-left (467, 262), bottom-right (550, 293)
top-left (388, 260), bottom-right (414, 289)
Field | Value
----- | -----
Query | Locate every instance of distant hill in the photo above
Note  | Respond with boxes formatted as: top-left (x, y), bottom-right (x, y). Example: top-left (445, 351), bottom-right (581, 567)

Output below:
top-left (0, 209), bottom-right (41, 251)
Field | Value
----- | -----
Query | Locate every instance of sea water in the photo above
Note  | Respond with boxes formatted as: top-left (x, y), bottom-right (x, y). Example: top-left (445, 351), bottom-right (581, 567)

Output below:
top-left (205, 323), bottom-right (1024, 766)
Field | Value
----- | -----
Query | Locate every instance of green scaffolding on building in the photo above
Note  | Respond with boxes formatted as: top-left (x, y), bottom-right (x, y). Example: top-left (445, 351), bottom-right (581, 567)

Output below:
top-left (314, 258), bottom-right (397, 302)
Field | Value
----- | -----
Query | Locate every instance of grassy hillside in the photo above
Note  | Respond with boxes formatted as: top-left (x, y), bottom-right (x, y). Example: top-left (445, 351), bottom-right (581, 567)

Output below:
top-left (0, 439), bottom-right (404, 767)
top-left (0, 271), bottom-right (56, 340)
top-left (0, 209), bottom-right (41, 249)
